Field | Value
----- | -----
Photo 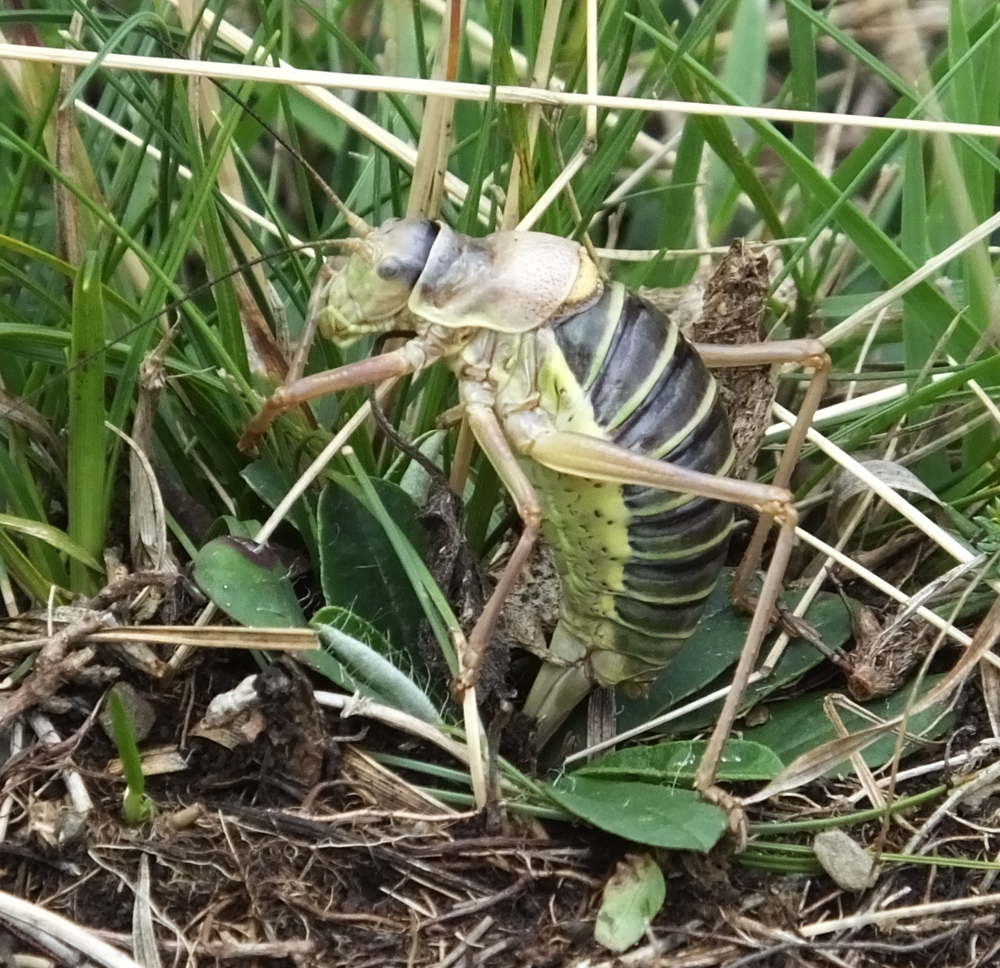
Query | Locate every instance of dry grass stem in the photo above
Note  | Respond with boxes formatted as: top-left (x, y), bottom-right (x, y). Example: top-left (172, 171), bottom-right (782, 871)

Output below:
top-left (0, 891), bottom-right (143, 968)
top-left (87, 627), bottom-right (318, 651)
top-left (4, 45), bottom-right (1000, 139)
top-left (800, 891), bottom-right (1000, 938)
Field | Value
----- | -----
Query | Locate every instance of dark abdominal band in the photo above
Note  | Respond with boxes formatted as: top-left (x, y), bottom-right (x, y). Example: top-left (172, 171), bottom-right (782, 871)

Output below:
top-left (554, 289), bottom-right (735, 644)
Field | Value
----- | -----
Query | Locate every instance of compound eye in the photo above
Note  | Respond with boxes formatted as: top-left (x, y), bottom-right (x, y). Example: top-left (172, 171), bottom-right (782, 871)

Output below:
top-left (376, 257), bottom-right (402, 280)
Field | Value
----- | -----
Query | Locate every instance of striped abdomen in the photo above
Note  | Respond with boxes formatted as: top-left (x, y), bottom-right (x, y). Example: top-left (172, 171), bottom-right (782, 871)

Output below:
top-left (528, 282), bottom-right (735, 687)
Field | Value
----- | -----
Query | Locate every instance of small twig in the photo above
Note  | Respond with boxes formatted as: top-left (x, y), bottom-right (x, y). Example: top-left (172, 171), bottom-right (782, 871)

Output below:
top-left (424, 876), bottom-right (529, 926)
top-left (903, 757), bottom-right (1000, 856)
top-left (434, 916), bottom-right (493, 968)
top-left (27, 713), bottom-right (93, 817)
top-left (0, 611), bottom-right (110, 735)
top-left (484, 700), bottom-right (512, 831)
top-left (0, 890), bottom-right (143, 968)
top-left (315, 691), bottom-right (469, 765)
top-left (0, 721), bottom-right (22, 840)
top-left (471, 935), bottom-right (520, 966)
top-left (91, 933), bottom-right (319, 961)
top-left (722, 926), bottom-right (966, 968)
top-left (799, 892), bottom-right (1000, 938)
top-left (86, 850), bottom-right (193, 964)
top-left (85, 572), bottom-right (179, 612)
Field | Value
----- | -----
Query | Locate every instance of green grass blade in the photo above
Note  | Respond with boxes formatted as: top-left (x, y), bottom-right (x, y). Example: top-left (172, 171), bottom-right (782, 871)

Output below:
top-left (638, 21), bottom-right (997, 367)
top-left (107, 687), bottom-right (157, 825)
top-left (343, 449), bottom-right (461, 676)
top-left (67, 251), bottom-right (107, 593)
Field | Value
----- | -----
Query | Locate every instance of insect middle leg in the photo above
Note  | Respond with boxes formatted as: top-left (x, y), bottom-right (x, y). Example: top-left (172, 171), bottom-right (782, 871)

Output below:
top-left (452, 400), bottom-right (543, 696)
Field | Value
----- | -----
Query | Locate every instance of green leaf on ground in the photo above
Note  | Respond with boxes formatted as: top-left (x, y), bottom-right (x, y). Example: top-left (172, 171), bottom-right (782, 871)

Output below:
top-left (617, 583), bottom-right (853, 732)
top-left (546, 775), bottom-right (727, 852)
top-left (318, 480), bottom-right (426, 651)
top-left (594, 853), bottom-right (666, 953)
top-left (576, 739), bottom-right (784, 785)
top-left (744, 674), bottom-right (953, 773)
top-left (311, 605), bottom-right (441, 723)
top-left (193, 536), bottom-right (305, 628)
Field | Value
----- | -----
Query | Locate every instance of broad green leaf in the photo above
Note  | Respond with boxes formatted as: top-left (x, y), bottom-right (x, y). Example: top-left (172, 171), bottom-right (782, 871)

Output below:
top-left (546, 775), bottom-right (727, 852)
top-left (302, 605), bottom-right (390, 695)
top-left (744, 674), bottom-right (953, 773)
top-left (576, 739), bottom-right (783, 785)
top-left (594, 854), bottom-right (666, 953)
top-left (616, 582), bottom-right (853, 732)
top-left (341, 458), bottom-right (460, 675)
top-left (318, 480), bottom-right (426, 654)
top-left (193, 537), bottom-right (306, 628)
top-left (310, 603), bottom-right (440, 703)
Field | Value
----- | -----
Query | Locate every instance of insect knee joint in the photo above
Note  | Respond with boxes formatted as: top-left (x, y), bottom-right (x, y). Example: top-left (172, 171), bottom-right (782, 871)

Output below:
top-left (806, 348), bottom-right (832, 373)
top-left (767, 495), bottom-right (798, 528)
top-left (521, 501), bottom-right (543, 533)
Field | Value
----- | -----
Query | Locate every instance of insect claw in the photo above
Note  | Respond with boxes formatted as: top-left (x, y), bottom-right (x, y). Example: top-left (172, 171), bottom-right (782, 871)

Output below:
top-left (698, 785), bottom-right (749, 850)
top-left (238, 405), bottom-right (278, 454)
top-left (237, 428), bottom-right (262, 454)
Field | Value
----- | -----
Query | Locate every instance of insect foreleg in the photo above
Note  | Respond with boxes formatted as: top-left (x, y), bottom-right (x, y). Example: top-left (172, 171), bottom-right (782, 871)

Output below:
top-left (238, 339), bottom-right (442, 453)
top-left (454, 401), bottom-right (543, 697)
top-left (285, 260), bottom-right (338, 386)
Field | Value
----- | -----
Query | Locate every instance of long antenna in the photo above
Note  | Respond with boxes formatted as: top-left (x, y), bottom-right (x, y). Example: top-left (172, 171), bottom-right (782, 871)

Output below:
top-left (317, 182), bottom-right (374, 238)
top-left (1, 239), bottom-right (347, 420)
top-left (201, 71), bottom-right (374, 237)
